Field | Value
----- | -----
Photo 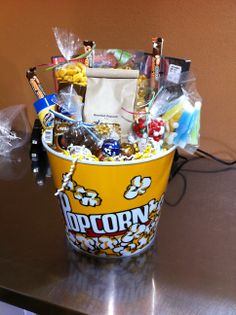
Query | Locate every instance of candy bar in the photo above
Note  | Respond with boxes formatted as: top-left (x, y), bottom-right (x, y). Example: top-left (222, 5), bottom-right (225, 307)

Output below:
top-left (26, 67), bottom-right (46, 99)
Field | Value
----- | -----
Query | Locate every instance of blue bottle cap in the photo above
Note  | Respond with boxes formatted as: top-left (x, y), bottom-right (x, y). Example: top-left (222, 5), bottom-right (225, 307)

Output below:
top-left (34, 94), bottom-right (56, 114)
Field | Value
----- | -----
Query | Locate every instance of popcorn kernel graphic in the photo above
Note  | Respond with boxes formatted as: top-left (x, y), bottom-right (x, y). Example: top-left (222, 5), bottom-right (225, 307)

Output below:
top-left (67, 218), bottom-right (159, 256)
top-left (61, 172), bottom-right (164, 256)
top-left (124, 175), bottom-right (151, 200)
top-left (62, 173), bottom-right (102, 207)
top-left (74, 186), bottom-right (102, 207)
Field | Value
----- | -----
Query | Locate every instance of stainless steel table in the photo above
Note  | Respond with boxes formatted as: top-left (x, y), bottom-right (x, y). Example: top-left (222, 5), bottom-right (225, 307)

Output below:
top-left (0, 145), bottom-right (236, 315)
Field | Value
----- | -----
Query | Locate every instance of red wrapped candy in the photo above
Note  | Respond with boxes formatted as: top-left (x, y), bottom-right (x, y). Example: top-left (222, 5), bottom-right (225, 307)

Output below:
top-left (148, 118), bottom-right (165, 142)
top-left (132, 117), bottom-right (147, 138)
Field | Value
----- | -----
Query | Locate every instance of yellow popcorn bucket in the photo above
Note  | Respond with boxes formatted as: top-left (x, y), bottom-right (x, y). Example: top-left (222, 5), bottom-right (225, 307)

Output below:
top-left (42, 134), bottom-right (175, 258)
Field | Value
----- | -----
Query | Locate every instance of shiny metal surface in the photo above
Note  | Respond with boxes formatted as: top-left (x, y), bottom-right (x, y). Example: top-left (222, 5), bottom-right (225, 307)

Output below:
top-left (0, 146), bottom-right (236, 315)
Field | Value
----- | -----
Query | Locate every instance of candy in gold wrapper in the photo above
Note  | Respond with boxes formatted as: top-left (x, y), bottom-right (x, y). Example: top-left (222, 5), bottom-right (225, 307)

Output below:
top-left (135, 74), bottom-right (149, 111)
top-left (95, 123), bottom-right (121, 139)
top-left (120, 143), bottom-right (136, 157)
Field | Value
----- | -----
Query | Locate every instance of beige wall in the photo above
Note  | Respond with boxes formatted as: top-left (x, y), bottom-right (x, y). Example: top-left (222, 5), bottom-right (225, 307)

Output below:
top-left (0, 0), bottom-right (235, 158)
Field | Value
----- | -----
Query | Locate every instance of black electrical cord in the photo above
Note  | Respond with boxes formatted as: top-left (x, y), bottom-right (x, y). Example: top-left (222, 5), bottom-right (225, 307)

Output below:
top-left (169, 154), bottom-right (201, 181)
top-left (165, 172), bottom-right (187, 207)
top-left (166, 148), bottom-right (236, 206)
top-left (170, 148), bottom-right (236, 180)
top-left (196, 148), bottom-right (236, 166)
top-left (182, 166), bottom-right (236, 174)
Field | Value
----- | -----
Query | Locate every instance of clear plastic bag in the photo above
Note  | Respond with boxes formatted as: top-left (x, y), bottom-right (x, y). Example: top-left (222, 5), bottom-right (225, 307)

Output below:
top-left (149, 71), bottom-right (202, 153)
top-left (53, 27), bottom-right (82, 61)
top-left (93, 49), bottom-right (152, 76)
top-left (52, 28), bottom-right (88, 94)
top-left (57, 86), bottom-right (84, 121)
top-left (173, 73), bottom-right (202, 153)
top-left (150, 71), bottom-right (196, 118)
top-left (0, 104), bottom-right (31, 156)
top-left (173, 99), bottom-right (202, 153)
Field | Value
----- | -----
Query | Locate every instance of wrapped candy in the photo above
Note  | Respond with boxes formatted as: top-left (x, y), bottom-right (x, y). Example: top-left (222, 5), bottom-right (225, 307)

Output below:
top-left (120, 143), bottom-right (136, 157)
top-left (102, 139), bottom-right (121, 157)
top-left (132, 117), bottom-right (148, 138)
top-left (148, 118), bottom-right (165, 142)
top-left (52, 27), bottom-right (86, 86)
top-left (63, 123), bottom-right (102, 157)
top-left (52, 28), bottom-right (95, 100)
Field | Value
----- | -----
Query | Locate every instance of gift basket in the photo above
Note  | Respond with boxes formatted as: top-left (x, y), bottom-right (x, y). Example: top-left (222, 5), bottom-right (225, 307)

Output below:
top-left (26, 28), bottom-right (202, 257)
